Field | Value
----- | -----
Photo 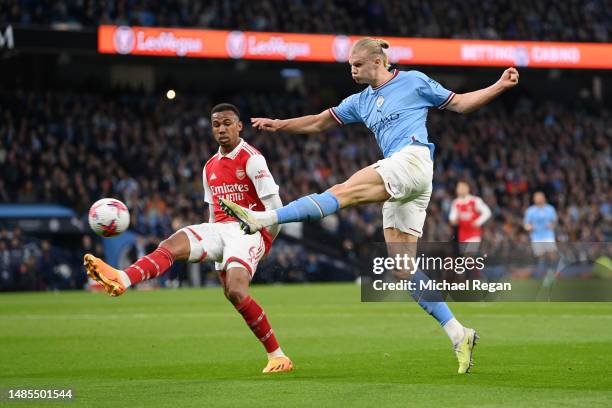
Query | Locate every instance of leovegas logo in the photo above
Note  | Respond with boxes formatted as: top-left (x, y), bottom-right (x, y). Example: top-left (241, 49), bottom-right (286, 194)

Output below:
top-left (332, 35), bottom-right (352, 62)
top-left (113, 26), bottom-right (135, 54)
top-left (226, 31), bottom-right (246, 59)
top-left (246, 36), bottom-right (310, 60)
top-left (228, 32), bottom-right (311, 60)
top-left (112, 26), bottom-right (203, 56)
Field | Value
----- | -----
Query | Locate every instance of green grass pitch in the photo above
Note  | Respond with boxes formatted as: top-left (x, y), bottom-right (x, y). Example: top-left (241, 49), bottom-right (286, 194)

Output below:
top-left (1, 284), bottom-right (612, 407)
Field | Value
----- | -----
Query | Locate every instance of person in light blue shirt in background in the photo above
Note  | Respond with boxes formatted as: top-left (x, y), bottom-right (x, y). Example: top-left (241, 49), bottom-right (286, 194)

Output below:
top-left (524, 191), bottom-right (560, 290)
top-left (524, 191), bottom-right (558, 257)
top-left (220, 37), bottom-right (519, 374)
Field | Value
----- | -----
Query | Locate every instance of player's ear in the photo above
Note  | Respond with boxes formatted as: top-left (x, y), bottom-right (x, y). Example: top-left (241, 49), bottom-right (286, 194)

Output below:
top-left (237, 120), bottom-right (243, 131)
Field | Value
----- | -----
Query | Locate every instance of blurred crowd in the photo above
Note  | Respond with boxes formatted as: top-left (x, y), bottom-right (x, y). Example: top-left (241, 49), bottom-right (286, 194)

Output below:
top-left (0, 228), bottom-right (98, 291)
top-left (0, 86), bottom-right (610, 290)
top-left (2, 0), bottom-right (610, 42)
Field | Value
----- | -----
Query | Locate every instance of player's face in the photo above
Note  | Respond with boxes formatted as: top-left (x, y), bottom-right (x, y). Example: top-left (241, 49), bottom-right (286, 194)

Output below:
top-left (348, 49), bottom-right (380, 85)
top-left (211, 111), bottom-right (243, 149)
top-left (534, 192), bottom-right (546, 205)
top-left (456, 182), bottom-right (469, 197)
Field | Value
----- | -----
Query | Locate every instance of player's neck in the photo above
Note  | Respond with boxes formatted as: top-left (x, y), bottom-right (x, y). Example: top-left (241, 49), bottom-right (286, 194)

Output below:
top-left (371, 69), bottom-right (394, 88)
top-left (220, 138), bottom-right (241, 155)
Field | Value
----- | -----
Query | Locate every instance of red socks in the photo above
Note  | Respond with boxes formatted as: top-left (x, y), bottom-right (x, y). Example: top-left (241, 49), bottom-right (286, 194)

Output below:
top-left (125, 247), bottom-right (174, 284)
top-left (235, 296), bottom-right (280, 353)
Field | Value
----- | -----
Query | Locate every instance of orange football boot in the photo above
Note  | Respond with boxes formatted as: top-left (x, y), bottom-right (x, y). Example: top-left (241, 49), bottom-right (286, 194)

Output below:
top-left (262, 356), bottom-right (294, 374)
top-left (83, 254), bottom-right (127, 297)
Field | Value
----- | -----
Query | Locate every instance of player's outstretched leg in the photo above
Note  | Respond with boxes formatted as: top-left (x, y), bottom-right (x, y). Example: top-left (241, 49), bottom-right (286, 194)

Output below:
top-left (408, 269), bottom-right (479, 373)
top-left (84, 231), bottom-right (188, 297)
top-left (221, 266), bottom-right (293, 373)
top-left (220, 191), bottom-right (340, 234)
top-left (220, 165), bottom-right (389, 234)
top-left (385, 228), bottom-right (478, 373)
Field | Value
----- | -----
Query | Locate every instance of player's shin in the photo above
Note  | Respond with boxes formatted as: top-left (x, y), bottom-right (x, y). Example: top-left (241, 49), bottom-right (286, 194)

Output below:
top-left (409, 269), bottom-right (465, 345)
top-left (235, 296), bottom-right (285, 358)
top-left (123, 246), bottom-right (175, 287)
top-left (275, 192), bottom-right (340, 224)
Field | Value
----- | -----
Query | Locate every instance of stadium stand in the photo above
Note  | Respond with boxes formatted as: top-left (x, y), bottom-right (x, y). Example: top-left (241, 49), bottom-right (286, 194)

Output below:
top-left (1, 0), bottom-right (610, 42)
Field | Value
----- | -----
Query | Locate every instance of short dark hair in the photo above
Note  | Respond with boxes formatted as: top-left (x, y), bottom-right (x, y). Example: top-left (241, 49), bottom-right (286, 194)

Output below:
top-left (211, 103), bottom-right (240, 118)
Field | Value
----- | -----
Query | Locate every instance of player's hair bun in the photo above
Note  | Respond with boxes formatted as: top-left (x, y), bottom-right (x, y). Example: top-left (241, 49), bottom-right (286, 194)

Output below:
top-left (376, 39), bottom-right (390, 49)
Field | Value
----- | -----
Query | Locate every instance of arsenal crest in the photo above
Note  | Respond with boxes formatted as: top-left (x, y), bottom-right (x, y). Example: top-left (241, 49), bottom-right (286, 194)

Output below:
top-left (236, 168), bottom-right (246, 180)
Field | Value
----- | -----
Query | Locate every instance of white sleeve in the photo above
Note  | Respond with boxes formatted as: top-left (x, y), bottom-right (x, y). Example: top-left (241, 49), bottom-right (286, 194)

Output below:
top-left (261, 194), bottom-right (283, 240)
top-left (208, 203), bottom-right (215, 223)
top-left (245, 154), bottom-right (279, 198)
top-left (449, 199), bottom-right (458, 224)
top-left (203, 167), bottom-right (214, 204)
top-left (474, 197), bottom-right (492, 227)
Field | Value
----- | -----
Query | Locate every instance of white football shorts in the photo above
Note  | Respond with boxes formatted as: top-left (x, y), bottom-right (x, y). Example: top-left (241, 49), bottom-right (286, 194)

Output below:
top-left (180, 222), bottom-right (266, 277)
top-left (371, 144), bottom-right (433, 238)
top-left (531, 240), bottom-right (558, 257)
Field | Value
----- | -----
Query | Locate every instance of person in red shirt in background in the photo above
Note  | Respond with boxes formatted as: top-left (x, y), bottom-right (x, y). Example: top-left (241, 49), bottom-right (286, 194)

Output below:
top-left (449, 181), bottom-right (492, 253)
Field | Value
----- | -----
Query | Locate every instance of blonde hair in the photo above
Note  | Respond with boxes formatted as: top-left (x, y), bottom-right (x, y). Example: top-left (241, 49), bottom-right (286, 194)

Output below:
top-left (351, 38), bottom-right (391, 69)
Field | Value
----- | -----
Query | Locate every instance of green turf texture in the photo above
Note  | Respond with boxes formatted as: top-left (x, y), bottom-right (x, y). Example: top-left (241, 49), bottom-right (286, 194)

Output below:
top-left (1, 284), bottom-right (611, 407)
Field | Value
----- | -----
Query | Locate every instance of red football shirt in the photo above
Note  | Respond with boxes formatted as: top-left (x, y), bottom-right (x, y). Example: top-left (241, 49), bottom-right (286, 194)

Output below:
top-left (203, 139), bottom-right (279, 253)
top-left (449, 195), bottom-right (492, 243)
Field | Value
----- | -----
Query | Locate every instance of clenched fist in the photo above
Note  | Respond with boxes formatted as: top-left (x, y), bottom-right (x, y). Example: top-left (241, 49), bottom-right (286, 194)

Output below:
top-left (497, 67), bottom-right (519, 90)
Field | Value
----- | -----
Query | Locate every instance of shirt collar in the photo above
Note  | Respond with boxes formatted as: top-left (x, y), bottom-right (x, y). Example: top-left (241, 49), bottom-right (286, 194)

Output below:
top-left (218, 138), bottom-right (244, 160)
top-left (369, 69), bottom-right (399, 94)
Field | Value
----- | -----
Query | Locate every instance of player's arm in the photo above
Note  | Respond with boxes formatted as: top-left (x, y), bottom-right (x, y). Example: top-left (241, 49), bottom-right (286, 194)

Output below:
top-left (208, 204), bottom-right (215, 223)
top-left (245, 154), bottom-right (282, 239)
top-left (446, 68), bottom-right (519, 114)
top-left (448, 200), bottom-right (458, 225)
top-left (547, 209), bottom-right (558, 229)
top-left (203, 168), bottom-right (215, 223)
top-left (474, 197), bottom-right (492, 226)
top-left (251, 110), bottom-right (338, 134)
top-left (523, 209), bottom-right (533, 232)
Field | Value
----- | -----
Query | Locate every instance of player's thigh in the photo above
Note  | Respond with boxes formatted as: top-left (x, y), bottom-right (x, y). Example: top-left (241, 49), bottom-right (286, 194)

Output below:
top-left (372, 146), bottom-right (433, 203)
top-left (328, 165), bottom-right (390, 208)
top-left (382, 188), bottom-right (431, 240)
top-left (178, 223), bottom-right (224, 263)
top-left (218, 223), bottom-right (266, 278)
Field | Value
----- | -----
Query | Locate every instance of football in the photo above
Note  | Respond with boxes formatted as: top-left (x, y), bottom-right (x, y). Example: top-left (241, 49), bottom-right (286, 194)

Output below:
top-left (88, 198), bottom-right (130, 237)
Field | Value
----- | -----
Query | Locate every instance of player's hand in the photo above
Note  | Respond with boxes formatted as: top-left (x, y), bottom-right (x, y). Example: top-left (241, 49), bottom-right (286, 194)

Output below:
top-left (497, 67), bottom-right (519, 90)
top-left (251, 117), bottom-right (282, 132)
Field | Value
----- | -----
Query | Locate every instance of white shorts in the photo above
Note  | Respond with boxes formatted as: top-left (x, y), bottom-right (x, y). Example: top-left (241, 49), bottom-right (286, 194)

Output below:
top-left (531, 241), bottom-right (558, 257)
top-left (180, 222), bottom-right (266, 277)
top-left (371, 145), bottom-right (433, 237)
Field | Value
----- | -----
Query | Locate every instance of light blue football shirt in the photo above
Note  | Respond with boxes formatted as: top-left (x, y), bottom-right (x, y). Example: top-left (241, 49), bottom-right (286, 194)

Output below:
top-left (329, 69), bottom-right (455, 159)
top-left (524, 204), bottom-right (557, 241)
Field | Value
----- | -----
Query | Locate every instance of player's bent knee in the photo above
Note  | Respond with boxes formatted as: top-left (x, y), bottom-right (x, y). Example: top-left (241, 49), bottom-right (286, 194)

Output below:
top-left (224, 267), bottom-right (251, 305)
top-left (159, 231), bottom-right (191, 261)
top-left (225, 286), bottom-right (248, 305)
